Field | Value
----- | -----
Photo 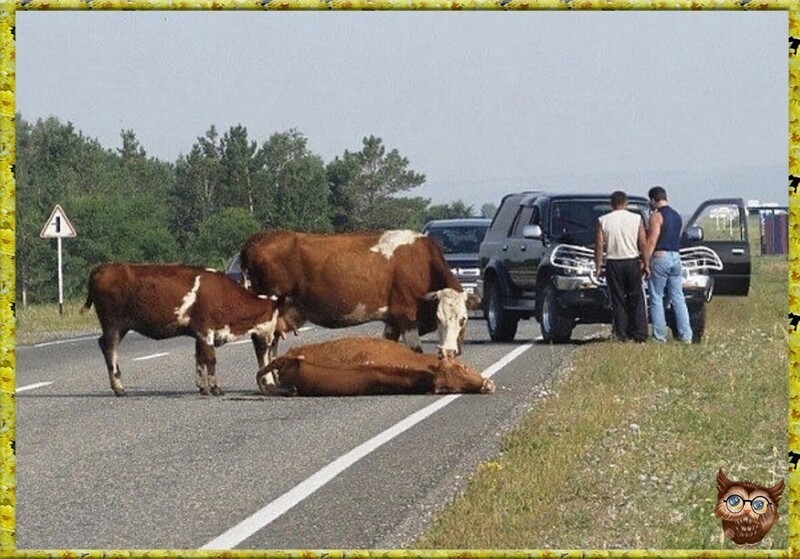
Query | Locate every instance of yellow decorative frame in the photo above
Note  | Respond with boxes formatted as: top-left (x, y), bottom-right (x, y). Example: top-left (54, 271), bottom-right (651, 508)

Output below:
top-left (0, 2), bottom-right (795, 558)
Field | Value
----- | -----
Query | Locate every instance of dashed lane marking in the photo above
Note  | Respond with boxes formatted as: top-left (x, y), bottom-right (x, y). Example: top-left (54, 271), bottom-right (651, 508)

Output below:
top-left (16, 381), bottom-right (54, 393)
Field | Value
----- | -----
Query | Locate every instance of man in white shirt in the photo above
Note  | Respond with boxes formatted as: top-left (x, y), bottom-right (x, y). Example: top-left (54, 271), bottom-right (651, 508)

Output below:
top-left (594, 191), bottom-right (648, 343)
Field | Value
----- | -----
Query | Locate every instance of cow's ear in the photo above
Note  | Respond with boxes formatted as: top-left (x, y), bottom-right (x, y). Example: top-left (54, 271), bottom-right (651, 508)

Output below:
top-left (423, 290), bottom-right (442, 301)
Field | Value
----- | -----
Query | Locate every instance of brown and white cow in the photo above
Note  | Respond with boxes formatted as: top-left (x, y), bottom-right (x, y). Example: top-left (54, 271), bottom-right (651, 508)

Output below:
top-left (80, 263), bottom-right (287, 397)
top-left (256, 337), bottom-right (494, 397)
top-left (239, 229), bottom-right (478, 368)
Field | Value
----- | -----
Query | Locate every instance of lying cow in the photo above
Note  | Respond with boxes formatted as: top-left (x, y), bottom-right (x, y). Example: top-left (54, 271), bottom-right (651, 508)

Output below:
top-left (255, 337), bottom-right (494, 397)
top-left (239, 229), bottom-right (479, 369)
top-left (81, 262), bottom-right (286, 397)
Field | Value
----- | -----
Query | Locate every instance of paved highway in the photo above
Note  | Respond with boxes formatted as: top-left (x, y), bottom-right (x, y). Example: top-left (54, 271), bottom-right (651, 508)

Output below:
top-left (15, 319), bottom-right (602, 550)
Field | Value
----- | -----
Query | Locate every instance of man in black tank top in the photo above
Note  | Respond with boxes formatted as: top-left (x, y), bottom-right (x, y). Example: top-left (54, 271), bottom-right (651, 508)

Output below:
top-left (642, 186), bottom-right (692, 343)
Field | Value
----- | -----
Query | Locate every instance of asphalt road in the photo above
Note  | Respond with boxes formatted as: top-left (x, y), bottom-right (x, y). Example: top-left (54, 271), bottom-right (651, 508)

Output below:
top-left (15, 318), bottom-right (603, 551)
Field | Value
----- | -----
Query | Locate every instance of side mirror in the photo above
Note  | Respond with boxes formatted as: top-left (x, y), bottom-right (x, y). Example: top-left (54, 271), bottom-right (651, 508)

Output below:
top-left (522, 224), bottom-right (542, 240)
top-left (685, 224), bottom-right (704, 241)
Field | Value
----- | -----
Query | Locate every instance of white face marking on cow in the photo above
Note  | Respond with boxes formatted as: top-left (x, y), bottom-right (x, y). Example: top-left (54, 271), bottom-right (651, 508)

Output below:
top-left (427, 288), bottom-right (469, 356)
top-left (369, 230), bottom-right (423, 259)
top-left (175, 275), bottom-right (202, 326)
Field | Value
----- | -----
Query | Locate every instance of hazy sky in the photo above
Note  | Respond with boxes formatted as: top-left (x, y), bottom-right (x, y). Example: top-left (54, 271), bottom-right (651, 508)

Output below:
top-left (15, 10), bottom-right (788, 214)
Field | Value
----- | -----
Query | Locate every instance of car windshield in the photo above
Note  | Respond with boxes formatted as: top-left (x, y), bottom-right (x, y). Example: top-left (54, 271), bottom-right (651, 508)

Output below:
top-left (550, 200), bottom-right (649, 245)
top-left (426, 226), bottom-right (489, 254)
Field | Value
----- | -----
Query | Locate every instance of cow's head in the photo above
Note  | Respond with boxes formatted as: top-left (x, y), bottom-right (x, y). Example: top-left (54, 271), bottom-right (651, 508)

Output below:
top-left (433, 358), bottom-right (494, 394)
top-left (424, 287), bottom-right (469, 358)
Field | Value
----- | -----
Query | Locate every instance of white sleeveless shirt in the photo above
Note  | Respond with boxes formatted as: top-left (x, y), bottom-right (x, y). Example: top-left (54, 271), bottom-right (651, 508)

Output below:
top-left (598, 209), bottom-right (642, 260)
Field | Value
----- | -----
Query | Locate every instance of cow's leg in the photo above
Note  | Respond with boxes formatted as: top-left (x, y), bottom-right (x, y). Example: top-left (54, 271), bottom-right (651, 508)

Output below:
top-left (268, 336), bottom-right (280, 363)
top-left (251, 332), bottom-right (270, 369)
top-left (401, 326), bottom-right (423, 353)
top-left (382, 321), bottom-right (401, 342)
top-left (257, 366), bottom-right (295, 396)
top-left (194, 339), bottom-right (219, 396)
top-left (252, 333), bottom-right (279, 385)
top-left (99, 329), bottom-right (126, 397)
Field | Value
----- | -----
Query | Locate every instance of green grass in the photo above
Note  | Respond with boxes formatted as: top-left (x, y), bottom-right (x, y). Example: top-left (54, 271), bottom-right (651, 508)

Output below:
top-left (15, 300), bottom-right (100, 345)
top-left (415, 255), bottom-right (788, 550)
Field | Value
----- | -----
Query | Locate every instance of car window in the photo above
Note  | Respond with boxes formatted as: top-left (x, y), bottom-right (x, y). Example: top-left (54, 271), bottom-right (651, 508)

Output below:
top-left (509, 207), bottom-right (535, 238)
top-left (550, 201), bottom-right (647, 245)
top-left (427, 226), bottom-right (489, 254)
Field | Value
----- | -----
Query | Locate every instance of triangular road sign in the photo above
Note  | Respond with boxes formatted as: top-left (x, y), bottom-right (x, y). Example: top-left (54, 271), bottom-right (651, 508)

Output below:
top-left (40, 204), bottom-right (77, 238)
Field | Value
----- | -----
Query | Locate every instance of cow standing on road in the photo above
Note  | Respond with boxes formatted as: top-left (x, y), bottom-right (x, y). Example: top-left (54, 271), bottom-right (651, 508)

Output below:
top-left (81, 263), bottom-right (287, 397)
top-left (239, 229), bottom-right (477, 370)
top-left (257, 337), bottom-right (495, 397)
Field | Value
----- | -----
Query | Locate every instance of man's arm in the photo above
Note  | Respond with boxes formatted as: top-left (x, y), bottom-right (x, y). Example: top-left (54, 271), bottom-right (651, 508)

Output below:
top-left (594, 220), bottom-right (605, 274)
top-left (643, 211), bottom-right (663, 260)
top-left (637, 219), bottom-right (648, 263)
top-left (637, 218), bottom-right (650, 276)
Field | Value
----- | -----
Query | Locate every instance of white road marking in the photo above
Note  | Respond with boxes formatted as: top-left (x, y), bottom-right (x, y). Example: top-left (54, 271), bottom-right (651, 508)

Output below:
top-left (200, 342), bottom-right (533, 550)
top-left (132, 352), bottom-right (170, 362)
top-left (16, 381), bottom-right (53, 393)
top-left (30, 335), bottom-right (97, 348)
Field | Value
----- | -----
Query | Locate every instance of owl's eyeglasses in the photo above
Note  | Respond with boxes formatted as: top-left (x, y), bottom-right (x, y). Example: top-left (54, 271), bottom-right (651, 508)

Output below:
top-left (724, 494), bottom-right (772, 515)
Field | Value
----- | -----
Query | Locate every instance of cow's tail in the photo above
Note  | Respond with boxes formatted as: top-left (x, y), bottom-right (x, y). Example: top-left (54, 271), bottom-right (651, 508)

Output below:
top-left (80, 268), bottom-right (97, 315)
top-left (80, 289), bottom-right (93, 315)
top-left (237, 249), bottom-right (252, 289)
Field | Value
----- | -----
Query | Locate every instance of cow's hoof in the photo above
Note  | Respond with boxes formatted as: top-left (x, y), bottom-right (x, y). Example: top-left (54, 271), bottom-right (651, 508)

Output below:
top-left (198, 387), bottom-right (210, 396)
top-left (481, 379), bottom-right (495, 394)
top-left (256, 368), bottom-right (278, 395)
top-left (113, 389), bottom-right (126, 397)
top-left (210, 386), bottom-right (224, 396)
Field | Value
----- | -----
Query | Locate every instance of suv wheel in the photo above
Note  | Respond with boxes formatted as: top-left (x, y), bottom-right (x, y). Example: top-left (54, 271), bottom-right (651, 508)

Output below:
top-left (539, 282), bottom-right (574, 343)
top-left (688, 303), bottom-right (706, 343)
top-left (484, 279), bottom-right (519, 342)
top-left (666, 301), bottom-right (706, 343)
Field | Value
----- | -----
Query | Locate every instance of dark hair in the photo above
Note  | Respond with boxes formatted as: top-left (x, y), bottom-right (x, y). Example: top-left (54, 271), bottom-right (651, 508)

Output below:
top-left (648, 186), bottom-right (668, 202)
top-left (610, 191), bottom-right (627, 207)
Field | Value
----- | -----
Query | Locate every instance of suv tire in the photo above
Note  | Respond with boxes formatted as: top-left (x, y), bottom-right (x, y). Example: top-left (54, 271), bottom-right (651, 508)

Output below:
top-left (666, 302), bottom-right (706, 343)
top-left (539, 281), bottom-right (574, 343)
top-left (484, 279), bottom-right (519, 342)
top-left (688, 303), bottom-right (706, 343)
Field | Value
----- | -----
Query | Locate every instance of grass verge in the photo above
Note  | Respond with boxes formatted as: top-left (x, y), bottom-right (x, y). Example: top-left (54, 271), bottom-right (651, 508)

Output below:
top-left (415, 255), bottom-right (788, 550)
top-left (15, 300), bottom-right (99, 345)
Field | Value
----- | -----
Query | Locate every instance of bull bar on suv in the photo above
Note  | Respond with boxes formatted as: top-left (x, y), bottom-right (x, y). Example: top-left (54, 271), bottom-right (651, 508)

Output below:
top-left (549, 244), bottom-right (724, 299)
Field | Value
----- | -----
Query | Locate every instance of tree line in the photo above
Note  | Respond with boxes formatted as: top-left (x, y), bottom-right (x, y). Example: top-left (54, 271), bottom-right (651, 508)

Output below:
top-left (15, 115), bottom-right (497, 305)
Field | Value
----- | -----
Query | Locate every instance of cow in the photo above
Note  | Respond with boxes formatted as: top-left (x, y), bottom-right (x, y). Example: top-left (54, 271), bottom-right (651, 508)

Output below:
top-left (80, 263), bottom-right (287, 397)
top-left (239, 229), bottom-right (479, 370)
top-left (255, 337), bottom-right (494, 397)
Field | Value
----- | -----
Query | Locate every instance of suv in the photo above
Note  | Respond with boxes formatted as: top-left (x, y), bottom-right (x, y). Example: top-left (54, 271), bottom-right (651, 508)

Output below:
top-left (477, 192), bottom-right (751, 343)
top-left (422, 218), bottom-right (491, 296)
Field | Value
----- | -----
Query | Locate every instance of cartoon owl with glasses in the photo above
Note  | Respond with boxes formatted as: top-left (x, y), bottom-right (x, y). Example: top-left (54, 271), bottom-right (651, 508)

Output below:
top-left (714, 468), bottom-right (784, 545)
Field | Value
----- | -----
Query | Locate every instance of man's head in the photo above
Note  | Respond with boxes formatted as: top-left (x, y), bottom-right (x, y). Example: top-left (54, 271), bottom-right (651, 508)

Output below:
top-left (611, 190), bottom-right (628, 209)
top-left (648, 186), bottom-right (668, 208)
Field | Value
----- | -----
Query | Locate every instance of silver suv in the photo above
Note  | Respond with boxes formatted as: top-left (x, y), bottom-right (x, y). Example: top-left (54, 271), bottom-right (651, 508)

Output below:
top-left (422, 218), bottom-right (491, 297)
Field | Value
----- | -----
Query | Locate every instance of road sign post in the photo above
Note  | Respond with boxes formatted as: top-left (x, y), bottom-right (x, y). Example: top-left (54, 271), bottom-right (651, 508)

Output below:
top-left (40, 205), bottom-right (77, 316)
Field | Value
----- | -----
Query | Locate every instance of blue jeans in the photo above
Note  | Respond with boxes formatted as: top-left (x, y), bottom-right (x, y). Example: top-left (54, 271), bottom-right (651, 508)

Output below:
top-left (648, 252), bottom-right (692, 342)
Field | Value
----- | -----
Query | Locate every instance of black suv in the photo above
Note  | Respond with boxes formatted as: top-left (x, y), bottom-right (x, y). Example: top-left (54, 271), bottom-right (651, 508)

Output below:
top-left (477, 191), bottom-right (751, 343)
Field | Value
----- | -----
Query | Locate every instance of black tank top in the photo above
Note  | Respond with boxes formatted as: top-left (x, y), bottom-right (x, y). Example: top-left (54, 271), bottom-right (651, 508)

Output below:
top-left (654, 205), bottom-right (682, 252)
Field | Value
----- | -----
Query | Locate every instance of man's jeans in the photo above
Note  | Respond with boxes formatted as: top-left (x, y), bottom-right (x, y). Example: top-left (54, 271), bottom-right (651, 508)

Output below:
top-left (648, 252), bottom-right (692, 342)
